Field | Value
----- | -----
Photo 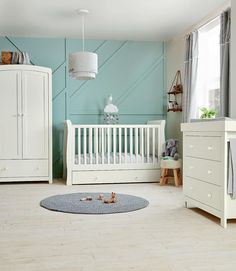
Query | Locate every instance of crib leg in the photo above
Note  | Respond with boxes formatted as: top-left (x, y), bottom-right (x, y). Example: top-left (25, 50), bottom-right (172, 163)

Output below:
top-left (66, 169), bottom-right (72, 185)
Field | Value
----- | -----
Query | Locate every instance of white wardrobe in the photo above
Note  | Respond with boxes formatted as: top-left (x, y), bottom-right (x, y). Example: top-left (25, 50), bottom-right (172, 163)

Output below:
top-left (0, 65), bottom-right (52, 183)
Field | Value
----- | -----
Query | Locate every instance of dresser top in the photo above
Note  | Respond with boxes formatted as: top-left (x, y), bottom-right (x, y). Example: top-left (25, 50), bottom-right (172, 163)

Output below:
top-left (181, 120), bottom-right (236, 132)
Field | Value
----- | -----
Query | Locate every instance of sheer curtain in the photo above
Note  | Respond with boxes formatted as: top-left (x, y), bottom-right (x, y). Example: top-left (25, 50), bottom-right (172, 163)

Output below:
top-left (220, 8), bottom-right (231, 117)
top-left (182, 31), bottom-right (199, 122)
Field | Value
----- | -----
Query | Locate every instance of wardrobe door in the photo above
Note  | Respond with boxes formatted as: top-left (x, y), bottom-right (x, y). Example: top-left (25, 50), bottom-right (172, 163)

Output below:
top-left (0, 71), bottom-right (22, 159)
top-left (22, 71), bottom-right (49, 159)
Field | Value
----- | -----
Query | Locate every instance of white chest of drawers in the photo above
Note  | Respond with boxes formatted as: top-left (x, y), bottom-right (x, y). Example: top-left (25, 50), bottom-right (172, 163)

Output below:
top-left (181, 121), bottom-right (236, 228)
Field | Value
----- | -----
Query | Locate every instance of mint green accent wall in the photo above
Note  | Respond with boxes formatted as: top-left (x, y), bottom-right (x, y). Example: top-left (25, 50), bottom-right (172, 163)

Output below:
top-left (0, 36), bottom-right (166, 177)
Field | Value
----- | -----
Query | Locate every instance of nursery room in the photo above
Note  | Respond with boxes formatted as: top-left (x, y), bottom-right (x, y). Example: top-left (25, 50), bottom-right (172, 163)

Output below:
top-left (1, 0), bottom-right (236, 270)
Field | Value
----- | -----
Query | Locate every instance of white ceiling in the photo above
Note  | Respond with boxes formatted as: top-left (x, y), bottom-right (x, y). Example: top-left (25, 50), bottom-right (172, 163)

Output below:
top-left (0, 0), bottom-right (228, 41)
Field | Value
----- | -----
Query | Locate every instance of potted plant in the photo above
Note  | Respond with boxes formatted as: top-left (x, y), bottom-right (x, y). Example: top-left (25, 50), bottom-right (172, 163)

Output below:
top-left (199, 107), bottom-right (217, 119)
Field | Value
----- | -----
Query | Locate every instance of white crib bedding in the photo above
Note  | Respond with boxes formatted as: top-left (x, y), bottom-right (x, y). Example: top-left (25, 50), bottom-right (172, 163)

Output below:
top-left (74, 153), bottom-right (158, 165)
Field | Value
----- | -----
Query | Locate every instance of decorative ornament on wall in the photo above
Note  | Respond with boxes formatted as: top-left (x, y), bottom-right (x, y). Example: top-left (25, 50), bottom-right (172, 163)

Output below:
top-left (69, 9), bottom-right (98, 80)
top-left (104, 95), bottom-right (119, 124)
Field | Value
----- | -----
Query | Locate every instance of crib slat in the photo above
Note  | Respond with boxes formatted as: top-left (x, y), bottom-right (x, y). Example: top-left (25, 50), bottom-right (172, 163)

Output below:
top-left (140, 127), bottom-right (144, 164)
top-left (130, 128), bottom-right (133, 163)
top-left (135, 127), bottom-right (138, 163)
top-left (95, 128), bottom-right (98, 165)
top-left (152, 127), bottom-right (155, 164)
top-left (89, 127), bottom-right (92, 164)
top-left (147, 127), bottom-right (150, 163)
top-left (107, 127), bottom-right (110, 164)
top-left (113, 128), bottom-right (116, 164)
top-left (84, 128), bottom-right (87, 164)
top-left (124, 127), bottom-right (127, 163)
top-left (119, 127), bottom-right (122, 164)
top-left (78, 127), bottom-right (81, 165)
top-left (101, 128), bottom-right (105, 164)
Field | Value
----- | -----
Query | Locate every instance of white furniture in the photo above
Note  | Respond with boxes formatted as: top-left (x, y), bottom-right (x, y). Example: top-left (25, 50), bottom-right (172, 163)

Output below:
top-left (0, 65), bottom-right (52, 183)
top-left (181, 121), bottom-right (236, 228)
top-left (63, 120), bottom-right (165, 185)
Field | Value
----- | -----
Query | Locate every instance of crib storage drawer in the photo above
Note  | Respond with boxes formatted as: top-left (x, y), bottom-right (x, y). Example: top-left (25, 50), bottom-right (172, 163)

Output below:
top-left (72, 169), bottom-right (160, 184)
top-left (0, 160), bottom-right (48, 178)
top-left (185, 136), bottom-right (221, 161)
top-left (184, 177), bottom-right (221, 210)
top-left (185, 157), bottom-right (221, 186)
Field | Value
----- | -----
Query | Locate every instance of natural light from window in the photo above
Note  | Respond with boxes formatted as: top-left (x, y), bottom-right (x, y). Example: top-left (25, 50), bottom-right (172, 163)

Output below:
top-left (195, 17), bottom-right (220, 118)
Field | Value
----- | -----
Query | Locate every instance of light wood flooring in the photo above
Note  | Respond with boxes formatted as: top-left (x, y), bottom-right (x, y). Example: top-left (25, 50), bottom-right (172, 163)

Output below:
top-left (1, 180), bottom-right (236, 271)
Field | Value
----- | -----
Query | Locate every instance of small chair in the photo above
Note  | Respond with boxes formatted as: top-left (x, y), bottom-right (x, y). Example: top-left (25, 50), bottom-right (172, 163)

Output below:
top-left (160, 159), bottom-right (182, 186)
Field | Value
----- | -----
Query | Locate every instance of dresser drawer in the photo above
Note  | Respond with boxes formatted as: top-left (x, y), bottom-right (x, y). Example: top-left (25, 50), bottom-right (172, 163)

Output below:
top-left (184, 177), bottom-right (221, 210)
top-left (184, 157), bottom-right (221, 186)
top-left (185, 136), bottom-right (221, 161)
top-left (0, 160), bottom-right (48, 178)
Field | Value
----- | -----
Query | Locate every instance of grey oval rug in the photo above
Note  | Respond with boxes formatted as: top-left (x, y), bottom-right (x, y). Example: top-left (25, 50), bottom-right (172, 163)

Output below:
top-left (40, 192), bottom-right (149, 214)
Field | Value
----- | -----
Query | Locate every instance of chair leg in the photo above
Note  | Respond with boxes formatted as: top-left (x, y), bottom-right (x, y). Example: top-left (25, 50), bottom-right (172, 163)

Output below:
top-left (173, 169), bottom-right (180, 186)
top-left (164, 169), bottom-right (168, 184)
top-left (178, 169), bottom-right (182, 185)
top-left (160, 168), bottom-right (166, 185)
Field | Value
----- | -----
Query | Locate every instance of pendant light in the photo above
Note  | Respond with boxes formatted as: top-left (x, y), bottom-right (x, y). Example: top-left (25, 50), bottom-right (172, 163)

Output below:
top-left (69, 9), bottom-right (98, 80)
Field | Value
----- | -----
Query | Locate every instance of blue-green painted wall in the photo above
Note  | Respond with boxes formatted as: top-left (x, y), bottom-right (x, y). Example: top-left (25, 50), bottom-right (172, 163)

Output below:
top-left (0, 36), bottom-right (166, 177)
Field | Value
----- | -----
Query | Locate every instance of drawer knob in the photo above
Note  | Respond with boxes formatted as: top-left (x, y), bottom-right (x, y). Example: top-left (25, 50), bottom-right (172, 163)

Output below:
top-left (189, 145), bottom-right (194, 149)
top-left (1, 167), bottom-right (7, 171)
top-left (207, 170), bottom-right (212, 175)
top-left (35, 167), bottom-right (39, 171)
top-left (207, 146), bottom-right (213, 151)
top-left (189, 166), bottom-right (194, 170)
top-left (207, 193), bottom-right (212, 198)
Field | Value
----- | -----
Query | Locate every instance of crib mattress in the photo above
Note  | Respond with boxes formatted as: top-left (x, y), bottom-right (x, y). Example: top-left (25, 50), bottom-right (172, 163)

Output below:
top-left (74, 153), bottom-right (158, 165)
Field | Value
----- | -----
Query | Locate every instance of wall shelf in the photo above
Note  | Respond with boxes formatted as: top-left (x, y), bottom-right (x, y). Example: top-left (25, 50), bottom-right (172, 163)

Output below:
top-left (167, 70), bottom-right (183, 112)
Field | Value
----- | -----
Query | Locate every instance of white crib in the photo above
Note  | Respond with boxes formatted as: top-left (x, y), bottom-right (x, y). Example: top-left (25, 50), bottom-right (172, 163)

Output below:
top-left (63, 120), bottom-right (165, 185)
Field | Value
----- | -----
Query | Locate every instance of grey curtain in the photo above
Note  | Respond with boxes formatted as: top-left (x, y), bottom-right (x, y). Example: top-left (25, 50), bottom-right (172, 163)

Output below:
top-left (182, 31), bottom-right (199, 122)
top-left (220, 8), bottom-right (231, 117)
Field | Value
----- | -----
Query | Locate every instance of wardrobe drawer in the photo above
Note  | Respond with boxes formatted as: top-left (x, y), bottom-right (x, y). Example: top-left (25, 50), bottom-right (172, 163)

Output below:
top-left (184, 177), bottom-right (221, 210)
top-left (184, 157), bottom-right (221, 186)
top-left (185, 136), bottom-right (221, 161)
top-left (0, 160), bottom-right (48, 178)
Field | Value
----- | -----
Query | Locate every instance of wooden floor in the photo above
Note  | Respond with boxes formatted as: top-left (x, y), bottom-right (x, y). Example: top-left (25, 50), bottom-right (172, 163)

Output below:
top-left (1, 180), bottom-right (236, 271)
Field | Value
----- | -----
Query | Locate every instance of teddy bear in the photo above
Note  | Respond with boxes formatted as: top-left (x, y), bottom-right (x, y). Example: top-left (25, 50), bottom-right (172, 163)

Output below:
top-left (162, 139), bottom-right (179, 160)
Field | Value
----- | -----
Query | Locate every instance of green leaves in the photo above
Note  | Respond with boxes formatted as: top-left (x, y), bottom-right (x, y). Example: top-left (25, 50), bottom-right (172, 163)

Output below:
top-left (199, 107), bottom-right (217, 119)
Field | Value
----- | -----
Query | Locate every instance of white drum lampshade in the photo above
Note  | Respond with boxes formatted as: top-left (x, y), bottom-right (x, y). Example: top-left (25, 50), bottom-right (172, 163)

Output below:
top-left (69, 52), bottom-right (98, 80)
top-left (69, 9), bottom-right (98, 80)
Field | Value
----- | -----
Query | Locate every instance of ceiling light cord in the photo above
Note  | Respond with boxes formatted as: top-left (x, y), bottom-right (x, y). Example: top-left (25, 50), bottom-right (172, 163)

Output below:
top-left (82, 13), bottom-right (85, 52)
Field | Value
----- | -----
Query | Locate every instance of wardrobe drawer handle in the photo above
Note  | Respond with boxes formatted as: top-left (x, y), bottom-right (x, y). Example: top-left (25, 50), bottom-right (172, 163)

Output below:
top-left (207, 146), bottom-right (213, 151)
top-left (189, 145), bottom-right (194, 149)
top-left (207, 170), bottom-right (212, 175)
top-left (1, 167), bottom-right (7, 171)
top-left (207, 193), bottom-right (212, 198)
top-left (189, 166), bottom-right (194, 170)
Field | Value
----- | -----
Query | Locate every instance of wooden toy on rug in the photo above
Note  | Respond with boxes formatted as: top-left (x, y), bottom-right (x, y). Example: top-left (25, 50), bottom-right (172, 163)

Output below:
top-left (97, 194), bottom-right (104, 200)
top-left (80, 196), bottom-right (92, 201)
top-left (103, 192), bottom-right (117, 204)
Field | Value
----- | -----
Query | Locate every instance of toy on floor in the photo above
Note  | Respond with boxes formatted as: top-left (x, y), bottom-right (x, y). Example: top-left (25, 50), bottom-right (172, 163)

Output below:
top-left (80, 196), bottom-right (92, 201)
top-left (97, 194), bottom-right (104, 200)
top-left (103, 192), bottom-right (117, 204)
top-left (162, 138), bottom-right (179, 160)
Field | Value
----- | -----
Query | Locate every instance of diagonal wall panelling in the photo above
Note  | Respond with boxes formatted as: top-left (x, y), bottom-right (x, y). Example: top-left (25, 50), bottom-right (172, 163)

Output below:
top-left (0, 36), bottom-right (166, 178)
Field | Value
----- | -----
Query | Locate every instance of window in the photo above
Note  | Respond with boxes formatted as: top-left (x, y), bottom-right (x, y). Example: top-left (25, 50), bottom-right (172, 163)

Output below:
top-left (195, 17), bottom-right (220, 118)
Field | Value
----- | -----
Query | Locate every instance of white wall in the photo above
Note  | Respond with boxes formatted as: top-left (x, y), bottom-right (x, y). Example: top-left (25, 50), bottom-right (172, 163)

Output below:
top-left (231, 0), bottom-right (236, 117)
top-left (166, 37), bottom-right (185, 156)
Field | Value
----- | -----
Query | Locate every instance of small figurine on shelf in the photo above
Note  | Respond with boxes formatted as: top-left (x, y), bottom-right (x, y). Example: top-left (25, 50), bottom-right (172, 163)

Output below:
top-left (104, 95), bottom-right (119, 124)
